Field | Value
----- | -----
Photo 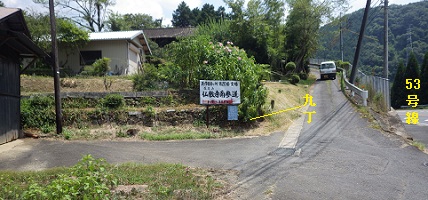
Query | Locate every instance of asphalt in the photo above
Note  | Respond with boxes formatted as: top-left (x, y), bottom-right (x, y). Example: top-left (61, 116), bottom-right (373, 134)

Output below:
top-left (1, 71), bottom-right (428, 199)
top-left (396, 109), bottom-right (428, 146)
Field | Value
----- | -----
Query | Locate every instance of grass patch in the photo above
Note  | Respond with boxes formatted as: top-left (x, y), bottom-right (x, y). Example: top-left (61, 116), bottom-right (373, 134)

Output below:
top-left (139, 127), bottom-right (234, 141)
top-left (412, 141), bottom-right (426, 151)
top-left (0, 155), bottom-right (224, 199)
top-left (253, 76), bottom-right (316, 135)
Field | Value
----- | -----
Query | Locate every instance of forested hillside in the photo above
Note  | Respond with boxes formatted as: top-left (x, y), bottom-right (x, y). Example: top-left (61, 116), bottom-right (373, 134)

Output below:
top-left (316, 1), bottom-right (428, 80)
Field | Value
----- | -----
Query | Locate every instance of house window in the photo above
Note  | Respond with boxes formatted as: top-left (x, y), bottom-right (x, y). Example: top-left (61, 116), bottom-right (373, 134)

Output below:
top-left (80, 51), bottom-right (101, 65)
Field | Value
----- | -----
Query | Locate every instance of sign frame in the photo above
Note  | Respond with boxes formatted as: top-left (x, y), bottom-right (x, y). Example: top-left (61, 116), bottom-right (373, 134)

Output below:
top-left (199, 80), bottom-right (241, 105)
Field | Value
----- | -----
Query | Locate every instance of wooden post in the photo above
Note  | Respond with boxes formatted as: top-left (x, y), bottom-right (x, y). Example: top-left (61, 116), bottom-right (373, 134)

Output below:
top-left (49, 0), bottom-right (63, 134)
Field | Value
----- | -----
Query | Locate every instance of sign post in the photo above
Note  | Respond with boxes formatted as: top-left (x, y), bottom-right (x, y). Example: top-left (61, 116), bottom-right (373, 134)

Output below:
top-left (200, 80), bottom-right (241, 127)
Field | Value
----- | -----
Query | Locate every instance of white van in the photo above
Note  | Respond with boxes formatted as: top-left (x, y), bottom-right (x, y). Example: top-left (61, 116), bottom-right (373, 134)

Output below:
top-left (319, 61), bottom-right (337, 80)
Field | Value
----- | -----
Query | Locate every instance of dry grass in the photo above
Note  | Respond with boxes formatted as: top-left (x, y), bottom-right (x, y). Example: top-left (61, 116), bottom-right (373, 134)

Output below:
top-left (21, 75), bottom-right (134, 95)
top-left (246, 78), bottom-right (315, 136)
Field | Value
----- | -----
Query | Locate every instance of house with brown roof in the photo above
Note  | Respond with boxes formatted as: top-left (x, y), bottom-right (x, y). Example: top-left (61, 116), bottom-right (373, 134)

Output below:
top-left (0, 7), bottom-right (47, 144)
top-left (58, 30), bottom-right (151, 75)
top-left (144, 27), bottom-right (196, 47)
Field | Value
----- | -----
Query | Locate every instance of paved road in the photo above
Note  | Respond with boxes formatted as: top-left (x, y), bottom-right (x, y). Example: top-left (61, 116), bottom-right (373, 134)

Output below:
top-left (396, 110), bottom-right (428, 146)
top-left (1, 74), bottom-right (428, 199)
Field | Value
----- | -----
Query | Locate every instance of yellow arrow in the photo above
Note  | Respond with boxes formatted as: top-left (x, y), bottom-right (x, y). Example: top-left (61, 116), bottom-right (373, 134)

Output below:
top-left (250, 104), bottom-right (305, 120)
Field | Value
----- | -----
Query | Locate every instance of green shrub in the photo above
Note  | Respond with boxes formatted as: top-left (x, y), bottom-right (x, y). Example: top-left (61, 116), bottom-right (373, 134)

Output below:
top-left (166, 36), bottom-right (268, 121)
top-left (299, 72), bottom-right (308, 80)
top-left (145, 106), bottom-right (156, 118)
top-left (92, 57), bottom-right (111, 76)
top-left (21, 155), bottom-right (116, 199)
top-left (140, 96), bottom-right (157, 106)
top-left (101, 94), bottom-right (125, 109)
top-left (285, 62), bottom-right (296, 74)
top-left (21, 96), bottom-right (56, 129)
top-left (132, 64), bottom-right (161, 90)
top-left (160, 95), bottom-right (174, 106)
top-left (288, 74), bottom-right (300, 84)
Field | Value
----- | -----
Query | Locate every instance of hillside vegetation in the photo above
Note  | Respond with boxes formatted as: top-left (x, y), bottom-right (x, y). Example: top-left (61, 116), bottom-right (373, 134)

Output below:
top-left (316, 1), bottom-right (428, 81)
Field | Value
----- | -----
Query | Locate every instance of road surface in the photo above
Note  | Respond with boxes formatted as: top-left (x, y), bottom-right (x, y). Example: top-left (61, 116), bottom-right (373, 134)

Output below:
top-left (1, 72), bottom-right (428, 199)
top-left (396, 109), bottom-right (428, 147)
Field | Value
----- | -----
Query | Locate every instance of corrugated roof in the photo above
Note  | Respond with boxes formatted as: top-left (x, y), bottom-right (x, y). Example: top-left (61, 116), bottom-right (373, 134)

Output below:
top-left (144, 28), bottom-right (195, 39)
top-left (89, 30), bottom-right (144, 40)
top-left (88, 30), bottom-right (152, 55)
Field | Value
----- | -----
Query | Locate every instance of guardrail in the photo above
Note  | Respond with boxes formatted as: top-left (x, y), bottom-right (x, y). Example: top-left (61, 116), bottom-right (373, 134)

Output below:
top-left (337, 67), bottom-right (368, 106)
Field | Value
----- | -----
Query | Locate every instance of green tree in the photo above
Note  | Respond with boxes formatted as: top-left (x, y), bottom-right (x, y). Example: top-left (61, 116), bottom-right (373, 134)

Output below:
top-left (57, 18), bottom-right (90, 68)
top-left (108, 13), bottom-right (162, 31)
top-left (391, 60), bottom-right (406, 109)
top-left (172, 1), bottom-right (193, 27)
top-left (224, 0), bottom-right (270, 64)
top-left (24, 11), bottom-right (89, 69)
top-left (24, 11), bottom-right (52, 51)
top-left (404, 51), bottom-right (420, 103)
top-left (420, 52), bottom-right (428, 104)
top-left (285, 0), bottom-right (348, 73)
top-left (284, 0), bottom-right (322, 73)
top-left (0, 1), bottom-right (4, 7)
top-left (264, 0), bottom-right (285, 78)
top-left (199, 3), bottom-right (216, 24)
top-left (33, 0), bottom-right (115, 32)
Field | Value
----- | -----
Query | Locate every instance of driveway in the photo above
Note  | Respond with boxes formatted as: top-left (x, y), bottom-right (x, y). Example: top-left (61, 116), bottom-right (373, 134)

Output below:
top-left (1, 72), bottom-right (428, 199)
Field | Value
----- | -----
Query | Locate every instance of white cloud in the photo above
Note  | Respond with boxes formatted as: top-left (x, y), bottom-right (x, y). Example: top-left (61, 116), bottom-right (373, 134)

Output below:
top-left (348, 0), bottom-right (422, 13)
top-left (3, 0), bottom-right (47, 13)
top-left (112, 0), bottom-right (203, 26)
top-left (6, 0), bottom-right (423, 27)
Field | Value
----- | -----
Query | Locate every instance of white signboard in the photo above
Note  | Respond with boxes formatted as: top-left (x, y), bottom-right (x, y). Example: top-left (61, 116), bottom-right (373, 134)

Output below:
top-left (200, 80), bottom-right (241, 105)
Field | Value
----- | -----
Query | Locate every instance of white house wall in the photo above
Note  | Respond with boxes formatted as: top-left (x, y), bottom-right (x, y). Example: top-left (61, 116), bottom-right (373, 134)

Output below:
top-left (128, 42), bottom-right (142, 75)
top-left (59, 40), bottom-right (130, 75)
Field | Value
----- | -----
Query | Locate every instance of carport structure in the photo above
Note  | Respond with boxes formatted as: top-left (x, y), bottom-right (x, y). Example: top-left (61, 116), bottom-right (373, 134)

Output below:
top-left (0, 7), bottom-right (48, 144)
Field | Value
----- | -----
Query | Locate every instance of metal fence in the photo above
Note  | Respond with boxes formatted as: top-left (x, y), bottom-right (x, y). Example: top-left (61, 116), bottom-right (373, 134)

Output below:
top-left (356, 70), bottom-right (391, 111)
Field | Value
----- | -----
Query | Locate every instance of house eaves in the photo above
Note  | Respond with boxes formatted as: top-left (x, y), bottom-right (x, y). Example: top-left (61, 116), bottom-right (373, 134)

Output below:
top-left (89, 30), bottom-right (152, 55)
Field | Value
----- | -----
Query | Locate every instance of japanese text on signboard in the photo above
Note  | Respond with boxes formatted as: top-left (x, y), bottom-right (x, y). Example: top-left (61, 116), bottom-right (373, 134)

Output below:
top-left (405, 79), bottom-right (421, 124)
top-left (200, 80), bottom-right (241, 105)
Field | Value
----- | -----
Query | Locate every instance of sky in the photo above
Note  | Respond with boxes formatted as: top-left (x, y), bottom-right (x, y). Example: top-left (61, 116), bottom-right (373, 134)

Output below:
top-left (2, 0), bottom-right (424, 26)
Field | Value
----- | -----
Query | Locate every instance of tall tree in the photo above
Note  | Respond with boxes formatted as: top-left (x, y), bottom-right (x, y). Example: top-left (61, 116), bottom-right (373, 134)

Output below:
top-left (420, 52), bottom-right (428, 104)
top-left (108, 13), bottom-right (162, 31)
top-left (33, 0), bottom-right (115, 32)
top-left (263, 0), bottom-right (285, 76)
top-left (391, 60), bottom-right (406, 109)
top-left (0, 1), bottom-right (4, 7)
top-left (284, 0), bottom-right (348, 73)
top-left (171, 1), bottom-right (193, 27)
top-left (191, 7), bottom-right (201, 26)
top-left (215, 6), bottom-right (227, 21)
top-left (199, 3), bottom-right (216, 24)
top-left (284, 0), bottom-right (322, 73)
top-left (404, 51), bottom-right (420, 102)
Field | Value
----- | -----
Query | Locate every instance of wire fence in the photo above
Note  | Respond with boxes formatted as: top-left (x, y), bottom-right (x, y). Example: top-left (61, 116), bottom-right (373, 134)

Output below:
top-left (356, 70), bottom-right (391, 111)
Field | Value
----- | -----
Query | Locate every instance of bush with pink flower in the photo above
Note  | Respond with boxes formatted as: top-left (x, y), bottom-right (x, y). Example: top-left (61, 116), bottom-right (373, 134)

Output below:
top-left (165, 35), bottom-right (269, 121)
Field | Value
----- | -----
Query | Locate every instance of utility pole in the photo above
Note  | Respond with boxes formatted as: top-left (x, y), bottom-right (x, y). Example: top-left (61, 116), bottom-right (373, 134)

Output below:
top-left (383, 0), bottom-right (390, 110)
top-left (49, 0), bottom-right (63, 134)
top-left (383, 0), bottom-right (388, 79)
top-left (350, 0), bottom-right (371, 84)
top-left (340, 12), bottom-right (344, 61)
